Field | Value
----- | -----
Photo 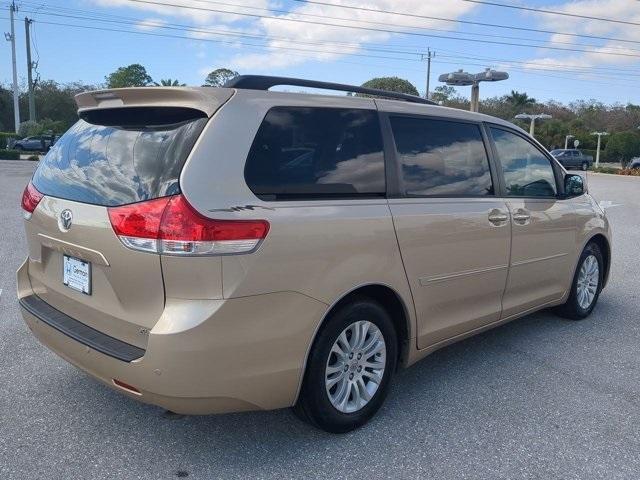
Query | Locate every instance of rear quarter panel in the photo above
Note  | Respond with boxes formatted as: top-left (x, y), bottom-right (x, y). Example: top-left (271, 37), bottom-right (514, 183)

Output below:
top-left (179, 91), bottom-right (417, 341)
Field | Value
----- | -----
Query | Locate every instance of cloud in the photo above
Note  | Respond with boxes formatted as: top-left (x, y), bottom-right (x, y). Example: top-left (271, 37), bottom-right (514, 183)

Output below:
top-left (91, 0), bottom-right (478, 71)
top-left (135, 18), bottom-right (167, 31)
top-left (228, 0), bottom-right (478, 70)
top-left (522, 0), bottom-right (640, 71)
top-left (91, 0), bottom-right (271, 24)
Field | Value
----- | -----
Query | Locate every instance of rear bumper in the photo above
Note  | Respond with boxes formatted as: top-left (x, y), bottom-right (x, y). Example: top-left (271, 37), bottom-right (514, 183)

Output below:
top-left (17, 259), bottom-right (327, 414)
top-left (19, 295), bottom-right (145, 362)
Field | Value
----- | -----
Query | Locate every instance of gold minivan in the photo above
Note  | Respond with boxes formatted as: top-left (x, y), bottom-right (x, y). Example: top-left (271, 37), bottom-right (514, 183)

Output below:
top-left (17, 76), bottom-right (611, 433)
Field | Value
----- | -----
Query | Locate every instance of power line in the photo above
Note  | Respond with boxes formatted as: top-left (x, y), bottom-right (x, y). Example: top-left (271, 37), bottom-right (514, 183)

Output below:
top-left (14, 0), bottom-right (640, 57)
top-left (22, 4), bottom-right (640, 63)
top-left (458, 0), bottom-right (640, 26)
top-left (8, 2), bottom-right (640, 84)
top-left (17, 16), bottom-right (640, 88)
top-left (7, 1), bottom-right (640, 88)
top-left (287, 0), bottom-right (640, 46)
top-left (118, 0), bottom-right (640, 59)
top-left (15, 0), bottom-right (636, 53)
top-left (436, 52), bottom-right (640, 78)
top-left (14, 0), bottom-right (640, 76)
top-left (15, 6), bottom-right (640, 82)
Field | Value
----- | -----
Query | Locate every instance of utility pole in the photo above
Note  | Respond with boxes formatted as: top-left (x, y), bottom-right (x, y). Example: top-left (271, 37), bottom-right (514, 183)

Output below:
top-left (5, 1), bottom-right (20, 133)
top-left (25, 17), bottom-right (36, 122)
top-left (591, 132), bottom-right (609, 168)
top-left (421, 49), bottom-right (435, 100)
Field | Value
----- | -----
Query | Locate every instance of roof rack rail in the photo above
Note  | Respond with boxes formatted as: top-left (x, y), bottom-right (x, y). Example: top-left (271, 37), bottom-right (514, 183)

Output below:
top-left (224, 75), bottom-right (436, 105)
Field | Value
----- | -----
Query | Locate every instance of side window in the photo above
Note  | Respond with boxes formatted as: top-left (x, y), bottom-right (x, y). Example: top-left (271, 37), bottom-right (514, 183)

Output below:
top-left (390, 116), bottom-right (493, 196)
top-left (244, 107), bottom-right (385, 200)
top-left (490, 127), bottom-right (557, 197)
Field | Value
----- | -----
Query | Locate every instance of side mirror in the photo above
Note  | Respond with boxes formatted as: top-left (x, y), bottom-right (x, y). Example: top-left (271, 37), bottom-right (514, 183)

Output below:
top-left (564, 174), bottom-right (584, 197)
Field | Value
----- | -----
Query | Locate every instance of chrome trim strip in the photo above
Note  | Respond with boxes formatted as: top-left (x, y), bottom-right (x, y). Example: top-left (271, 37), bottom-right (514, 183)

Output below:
top-left (37, 233), bottom-right (110, 266)
top-left (511, 252), bottom-right (568, 267)
top-left (419, 264), bottom-right (509, 285)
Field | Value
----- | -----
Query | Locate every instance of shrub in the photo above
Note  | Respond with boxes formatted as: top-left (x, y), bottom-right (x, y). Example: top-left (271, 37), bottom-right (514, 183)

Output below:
top-left (0, 132), bottom-right (18, 149)
top-left (591, 166), bottom-right (640, 176)
top-left (0, 149), bottom-right (21, 160)
top-left (619, 168), bottom-right (640, 176)
top-left (27, 155), bottom-right (40, 161)
top-left (17, 119), bottom-right (65, 138)
top-left (605, 131), bottom-right (640, 167)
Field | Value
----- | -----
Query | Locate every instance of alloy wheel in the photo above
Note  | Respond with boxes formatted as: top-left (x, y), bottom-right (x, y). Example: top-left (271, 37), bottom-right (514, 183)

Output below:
top-left (577, 254), bottom-right (599, 309)
top-left (325, 320), bottom-right (386, 414)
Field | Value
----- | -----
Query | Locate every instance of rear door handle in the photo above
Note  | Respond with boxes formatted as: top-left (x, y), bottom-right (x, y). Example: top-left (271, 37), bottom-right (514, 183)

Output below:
top-left (512, 210), bottom-right (531, 225)
top-left (488, 210), bottom-right (509, 226)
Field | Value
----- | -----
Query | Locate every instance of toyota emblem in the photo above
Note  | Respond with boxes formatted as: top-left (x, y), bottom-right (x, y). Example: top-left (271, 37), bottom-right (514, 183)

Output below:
top-left (59, 209), bottom-right (73, 232)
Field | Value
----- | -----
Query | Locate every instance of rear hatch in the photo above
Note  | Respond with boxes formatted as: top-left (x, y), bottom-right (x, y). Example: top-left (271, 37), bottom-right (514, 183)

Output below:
top-left (22, 102), bottom-right (216, 348)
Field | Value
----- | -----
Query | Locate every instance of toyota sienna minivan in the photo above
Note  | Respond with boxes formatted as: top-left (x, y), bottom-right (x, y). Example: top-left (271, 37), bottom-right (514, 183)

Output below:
top-left (17, 76), bottom-right (611, 433)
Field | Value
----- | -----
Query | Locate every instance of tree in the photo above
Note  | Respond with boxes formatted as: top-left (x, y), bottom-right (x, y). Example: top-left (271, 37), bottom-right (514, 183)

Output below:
top-left (105, 64), bottom-right (153, 88)
top-left (153, 79), bottom-right (186, 86)
top-left (605, 131), bottom-right (640, 166)
top-left (29, 81), bottom-right (96, 130)
top-left (359, 77), bottom-right (419, 96)
top-left (506, 90), bottom-right (536, 110)
top-left (204, 68), bottom-right (239, 87)
top-left (431, 85), bottom-right (457, 103)
top-left (0, 85), bottom-right (13, 131)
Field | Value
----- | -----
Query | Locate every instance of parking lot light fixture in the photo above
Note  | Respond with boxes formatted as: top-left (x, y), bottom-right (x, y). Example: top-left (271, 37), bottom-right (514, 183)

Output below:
top-left (564, 134), bottom-right (575, 149)
top-left (591, 132), bottom-right (609, 168)
top-left (515, 113), bottom-right (552, 137)
top-left (438, 68), bottom-right (509, 113)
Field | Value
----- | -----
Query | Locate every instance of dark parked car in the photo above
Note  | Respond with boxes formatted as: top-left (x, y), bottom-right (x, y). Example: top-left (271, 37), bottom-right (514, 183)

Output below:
top-left (550, 149), bottom-right (593, 170)
top-left (13, 135), bottom-right (55, 152)
top-left (629, 158), bottom-right (640, 169)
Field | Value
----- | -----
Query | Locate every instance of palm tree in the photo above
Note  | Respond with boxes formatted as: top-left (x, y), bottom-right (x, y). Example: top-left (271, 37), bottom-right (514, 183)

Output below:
top-left (153, 79), bottom-right (186, 86)
top-left (506, 90), bottom-right (536, 109)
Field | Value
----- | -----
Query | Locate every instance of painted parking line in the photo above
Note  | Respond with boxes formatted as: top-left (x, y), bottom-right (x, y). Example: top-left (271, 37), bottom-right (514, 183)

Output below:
top-left (598, 200), bottom-right (623, 210)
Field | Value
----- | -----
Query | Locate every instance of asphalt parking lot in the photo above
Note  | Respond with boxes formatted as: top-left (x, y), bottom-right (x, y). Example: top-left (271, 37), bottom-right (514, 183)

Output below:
top-left (1, 160), bottom-right (639, 479)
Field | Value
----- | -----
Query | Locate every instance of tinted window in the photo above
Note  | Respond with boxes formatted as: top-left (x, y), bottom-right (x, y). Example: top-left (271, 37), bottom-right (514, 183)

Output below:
top-left (490, 127), bottom-right (557, 197)
top-left (32, 113), bottom-right (207, 206)
top-left (390, 116), bottom-right (493, 196)
top-left (244, 107), bottom-right (384, 200)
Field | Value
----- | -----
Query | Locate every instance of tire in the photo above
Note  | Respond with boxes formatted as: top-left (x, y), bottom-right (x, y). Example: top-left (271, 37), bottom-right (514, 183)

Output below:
top-left (14, 145), bottom-right (23, 151)
top-left (581, 161), bottom-right (588, 171)
top-left (294, 296), bottom-right (397, 433)
top-left (556, 242), bottom-right (604, 320)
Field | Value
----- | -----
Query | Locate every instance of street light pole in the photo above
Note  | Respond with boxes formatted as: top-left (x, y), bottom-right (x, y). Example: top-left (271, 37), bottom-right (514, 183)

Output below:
top-left (514, 113), bottom-right (552, 137)
top-left (591, 132), bottom-right (609, 168)
top-left (470, 84), bottom-right (480, 113)
top-left (438, 68), bottom-right (508, 113)
top-left (564, 135), bottom-right (574, 149)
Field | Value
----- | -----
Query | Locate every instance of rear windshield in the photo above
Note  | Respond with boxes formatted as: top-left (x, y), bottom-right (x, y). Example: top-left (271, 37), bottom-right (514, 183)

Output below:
top-left (32, 111), bottom-right (207, 207)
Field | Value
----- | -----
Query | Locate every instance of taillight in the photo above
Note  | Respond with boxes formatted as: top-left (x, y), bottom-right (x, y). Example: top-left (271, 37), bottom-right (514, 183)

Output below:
top-left (21, 182), bottom-right (44, 219)
top-left (107, 194), bottom-right (269, 256)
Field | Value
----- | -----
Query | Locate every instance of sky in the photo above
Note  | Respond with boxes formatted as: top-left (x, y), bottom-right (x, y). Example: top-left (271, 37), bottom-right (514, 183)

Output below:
top-left (1, 0), bottom-right (640, 105)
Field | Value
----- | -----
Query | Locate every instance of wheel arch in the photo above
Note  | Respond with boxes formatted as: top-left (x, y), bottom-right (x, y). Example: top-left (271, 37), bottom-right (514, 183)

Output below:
top-left (588, 233), bottom-right (611, 288)
top-left (293, 283), bottom-right (413, 404)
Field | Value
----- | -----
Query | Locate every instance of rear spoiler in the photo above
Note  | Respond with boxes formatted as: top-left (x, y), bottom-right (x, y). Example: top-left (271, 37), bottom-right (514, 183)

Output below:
top-left (75, 87), bottom-right (234, 118)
